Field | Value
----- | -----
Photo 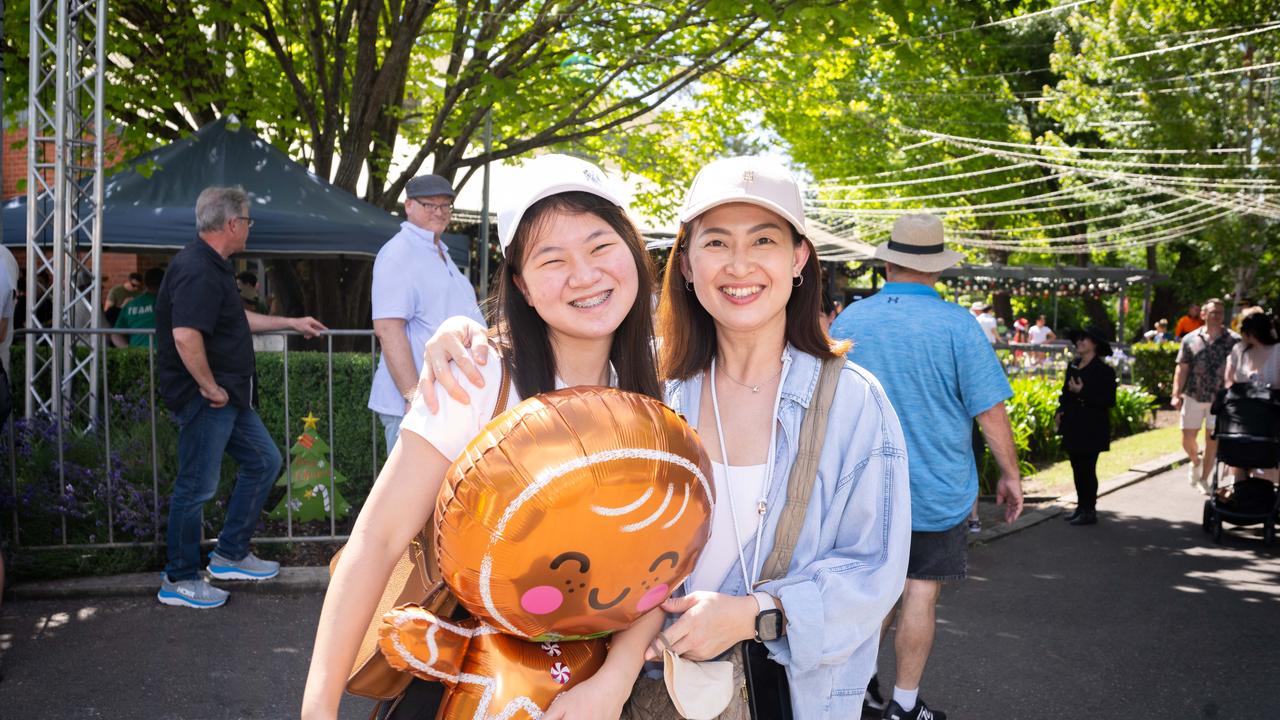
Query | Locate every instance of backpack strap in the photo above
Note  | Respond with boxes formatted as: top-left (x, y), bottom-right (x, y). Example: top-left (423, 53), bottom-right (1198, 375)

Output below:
top-left (757, 355), bottom-right (845, 584)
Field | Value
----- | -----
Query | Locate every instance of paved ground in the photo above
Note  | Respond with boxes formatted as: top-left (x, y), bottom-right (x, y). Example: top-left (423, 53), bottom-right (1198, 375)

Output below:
top-left (1, 465), bottom-right (1276, 719)
top-left (871, 466), bottom-right (1280, 720)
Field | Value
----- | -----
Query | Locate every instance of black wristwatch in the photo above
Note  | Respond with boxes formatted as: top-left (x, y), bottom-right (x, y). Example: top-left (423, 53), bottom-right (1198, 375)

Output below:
top-left (752, 591), bottom-right (785, 642)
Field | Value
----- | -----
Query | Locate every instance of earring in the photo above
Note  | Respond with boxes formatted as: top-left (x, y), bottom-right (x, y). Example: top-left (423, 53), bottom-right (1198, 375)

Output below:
top-left (684, 280), bottom-right (694, 292)
top-left (792, 275), bottom-right (804, 288)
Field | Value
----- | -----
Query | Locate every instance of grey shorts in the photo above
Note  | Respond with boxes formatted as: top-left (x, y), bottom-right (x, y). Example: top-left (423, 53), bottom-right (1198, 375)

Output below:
top-left (906, 519), bottom-right (968, 581)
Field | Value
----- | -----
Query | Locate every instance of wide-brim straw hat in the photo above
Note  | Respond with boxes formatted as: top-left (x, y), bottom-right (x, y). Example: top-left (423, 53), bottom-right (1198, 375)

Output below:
top-left (873, 213), bottom-right (964, 273)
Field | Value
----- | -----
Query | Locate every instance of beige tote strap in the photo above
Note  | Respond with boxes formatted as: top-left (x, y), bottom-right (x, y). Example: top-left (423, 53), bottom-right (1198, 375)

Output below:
top-left (757, 356), bottom-right (845, 584)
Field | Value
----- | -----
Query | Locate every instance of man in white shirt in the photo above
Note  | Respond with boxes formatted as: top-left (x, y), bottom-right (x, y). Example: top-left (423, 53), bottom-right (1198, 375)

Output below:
top-left (368, 174), bottom-right (484, 453)
top-left (1026, 314), bottom-right (1056, 367)
top-left (970, 301), bottom-right (999, 344)
top-left (1027, 314), bottom-right (1055, 345)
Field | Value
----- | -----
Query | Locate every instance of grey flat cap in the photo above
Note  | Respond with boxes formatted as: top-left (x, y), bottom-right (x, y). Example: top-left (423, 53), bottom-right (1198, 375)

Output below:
top-left (405, 174), bottom-right (456, 199)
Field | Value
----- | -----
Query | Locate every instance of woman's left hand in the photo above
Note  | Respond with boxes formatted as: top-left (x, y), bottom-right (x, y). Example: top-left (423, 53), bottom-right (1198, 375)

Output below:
top-left (646, 592), bottom-right (758, 662)
top-left (542, 667), bottom-right (631, 720)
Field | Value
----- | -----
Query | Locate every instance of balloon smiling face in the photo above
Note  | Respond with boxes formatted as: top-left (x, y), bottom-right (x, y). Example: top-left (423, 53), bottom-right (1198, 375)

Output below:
top-left (436, 387), bottom-right (714, 641)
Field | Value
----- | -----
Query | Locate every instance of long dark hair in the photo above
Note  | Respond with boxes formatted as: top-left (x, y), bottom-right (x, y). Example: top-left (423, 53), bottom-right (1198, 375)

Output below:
top-left (492, 191), bottom-right (661, 401)
top-left (1241, 312), bottom-right (1278, 345)
top-left (657, 215), bottom-right (849, 381)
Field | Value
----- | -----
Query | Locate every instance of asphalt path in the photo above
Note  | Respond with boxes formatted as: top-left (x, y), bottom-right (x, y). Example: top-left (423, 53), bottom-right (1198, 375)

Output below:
top-left (1, 466), bottom-right (1276, 719)
top-left (870, 466), bottom-right (1280, 720)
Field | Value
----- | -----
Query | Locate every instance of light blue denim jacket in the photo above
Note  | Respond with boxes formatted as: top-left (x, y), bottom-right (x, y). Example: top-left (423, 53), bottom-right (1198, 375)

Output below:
top-left (664, 346), bottom-right (911, 719)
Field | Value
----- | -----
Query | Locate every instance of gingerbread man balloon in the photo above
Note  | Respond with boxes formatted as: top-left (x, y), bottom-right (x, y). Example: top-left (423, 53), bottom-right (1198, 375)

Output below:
top-left (379, 387), bottom-right (714, 719)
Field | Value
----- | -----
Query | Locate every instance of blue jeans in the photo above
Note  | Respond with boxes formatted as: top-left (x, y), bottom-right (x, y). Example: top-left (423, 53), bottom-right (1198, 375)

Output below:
top-left (378, 412), bottom-right (404, 455)
top-left (165, 399), bottom-right (282, 582)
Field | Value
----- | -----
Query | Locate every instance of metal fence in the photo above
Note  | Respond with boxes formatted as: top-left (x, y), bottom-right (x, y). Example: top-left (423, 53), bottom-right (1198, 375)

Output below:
top-left (3, 330), bottom-right (1133, 553)
top-left (4, 327), bottom-right (382, 551)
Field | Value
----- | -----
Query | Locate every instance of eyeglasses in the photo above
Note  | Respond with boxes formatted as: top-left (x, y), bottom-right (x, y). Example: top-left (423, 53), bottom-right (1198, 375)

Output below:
top-left (236, 216), bottom-right (256, 228)
top-left (413, 199), bottom-right (454, 214)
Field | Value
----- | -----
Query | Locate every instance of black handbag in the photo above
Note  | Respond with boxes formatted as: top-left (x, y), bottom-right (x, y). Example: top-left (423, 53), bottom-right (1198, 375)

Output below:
top-left (741, 640), bottom-right (793, 720)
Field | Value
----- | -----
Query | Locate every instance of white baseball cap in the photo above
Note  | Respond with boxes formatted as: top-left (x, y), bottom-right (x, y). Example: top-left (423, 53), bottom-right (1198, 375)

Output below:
top-left (496, 154), bottom-right (628, 251)
top-left (678, 156), bottom-right (807, 237)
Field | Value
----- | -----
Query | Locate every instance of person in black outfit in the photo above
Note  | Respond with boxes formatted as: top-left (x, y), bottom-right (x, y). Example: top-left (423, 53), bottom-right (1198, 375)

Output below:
top-left (1057, 327), bottom-right (1118, 526)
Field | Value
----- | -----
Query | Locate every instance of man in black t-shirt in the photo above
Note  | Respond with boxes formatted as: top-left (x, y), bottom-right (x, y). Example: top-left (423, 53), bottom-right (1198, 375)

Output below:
top-left (155, 186), bottom-right (326, 609)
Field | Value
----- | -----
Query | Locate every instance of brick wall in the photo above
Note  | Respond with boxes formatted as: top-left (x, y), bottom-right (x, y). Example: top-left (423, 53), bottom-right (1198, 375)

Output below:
top-left (5, 125), bottom-right (149, 288)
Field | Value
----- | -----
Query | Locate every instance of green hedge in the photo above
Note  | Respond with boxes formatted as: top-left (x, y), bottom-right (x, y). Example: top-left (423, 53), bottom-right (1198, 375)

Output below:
top-left (1131, 341), bottom-right (1180, 401)
top-left (4, 345), bottom-right (385, 549)
top-left (977, 374), bottom-right (1156, 493)
top-left (103, 347), bottom-right (385, 498)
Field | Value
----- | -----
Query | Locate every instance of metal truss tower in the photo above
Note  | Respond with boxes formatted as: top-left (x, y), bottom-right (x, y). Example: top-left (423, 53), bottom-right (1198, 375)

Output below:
top-left (26, 0), bottom-right (105, 426)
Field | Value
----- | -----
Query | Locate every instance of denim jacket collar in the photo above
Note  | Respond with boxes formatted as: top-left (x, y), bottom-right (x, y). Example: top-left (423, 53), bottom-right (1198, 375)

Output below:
top-left (666, 345), bottom-right (826, 594)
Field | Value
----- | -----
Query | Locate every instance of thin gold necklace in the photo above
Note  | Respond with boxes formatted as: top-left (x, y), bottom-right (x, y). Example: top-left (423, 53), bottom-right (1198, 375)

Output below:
top-left (718, 362), bottom-right (783, 394)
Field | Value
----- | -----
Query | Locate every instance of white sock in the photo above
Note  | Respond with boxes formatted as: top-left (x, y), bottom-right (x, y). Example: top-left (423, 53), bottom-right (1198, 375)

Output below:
top-left (894, 686), bottom-right (918, 712)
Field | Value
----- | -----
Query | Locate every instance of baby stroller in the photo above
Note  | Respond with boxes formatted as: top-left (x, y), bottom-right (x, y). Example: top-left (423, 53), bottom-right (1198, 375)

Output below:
top-left (1201, 383), bottom-right (1280, 545)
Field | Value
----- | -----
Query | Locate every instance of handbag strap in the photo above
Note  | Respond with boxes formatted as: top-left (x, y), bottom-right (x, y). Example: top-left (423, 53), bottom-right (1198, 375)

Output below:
top-left (757, 355), bottom-right (845, 584)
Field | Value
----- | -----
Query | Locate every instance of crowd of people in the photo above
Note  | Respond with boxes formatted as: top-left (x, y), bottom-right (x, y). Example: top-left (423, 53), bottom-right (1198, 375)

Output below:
top-left (10, 151), bottom-right (1268, 720)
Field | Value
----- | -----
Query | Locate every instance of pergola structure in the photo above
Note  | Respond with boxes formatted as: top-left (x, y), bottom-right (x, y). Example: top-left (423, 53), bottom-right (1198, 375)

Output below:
top-left (938, 264), bottom-right (1167, 338)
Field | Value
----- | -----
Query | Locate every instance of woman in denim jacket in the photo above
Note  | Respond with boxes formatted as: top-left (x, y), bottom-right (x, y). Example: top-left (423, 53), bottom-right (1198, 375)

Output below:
top-left (639, 156), bottom-right (910, 719)
top-left (418, 157), bottom-right (911, 719)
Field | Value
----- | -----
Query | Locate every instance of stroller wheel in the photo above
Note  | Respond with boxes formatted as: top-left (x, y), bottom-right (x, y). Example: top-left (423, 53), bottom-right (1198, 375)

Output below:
top-left (1202, 501), bottom-right (1214, 533)
top-left (1212, 516), bottom-right (1224, 543)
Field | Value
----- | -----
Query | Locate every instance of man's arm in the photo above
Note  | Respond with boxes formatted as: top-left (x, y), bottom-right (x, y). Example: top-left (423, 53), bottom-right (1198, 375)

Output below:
top-left (976, 401), bottom-right (1023, 523)
top-left (110, 332), bottom-right (129, 349)
top-left (172, 327), bottom-right (228, 408)
top-left (374, 318), bottom-right (419, 411)
top-left (1171, 362), bottom-right (1189, 408)
top-left (245, 310), bottom-right (326, 337)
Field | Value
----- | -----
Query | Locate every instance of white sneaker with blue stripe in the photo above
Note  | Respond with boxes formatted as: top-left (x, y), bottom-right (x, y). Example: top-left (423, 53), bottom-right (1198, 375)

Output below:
top-left (207, 550), bottom-right (280, 581)
top-left (157, 575), bottom-right (229, 609)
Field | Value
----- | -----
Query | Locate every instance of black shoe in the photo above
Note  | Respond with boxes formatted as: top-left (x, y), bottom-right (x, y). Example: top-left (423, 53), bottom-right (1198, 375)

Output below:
top-left (1064, 508), bottom-right (1082, 522)
top-left (1069, 510), bottom-right (1097, 526)
top-left (863, 675), bottom-right (886, 714)
top-left (883, 699), bottom-right (947, 720)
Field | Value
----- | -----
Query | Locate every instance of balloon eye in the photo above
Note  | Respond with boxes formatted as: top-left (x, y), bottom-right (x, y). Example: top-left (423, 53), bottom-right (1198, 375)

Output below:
top-left (550, 551), bottom-right (591, 573)
top-left (649, 551), bottom-right (679, 572)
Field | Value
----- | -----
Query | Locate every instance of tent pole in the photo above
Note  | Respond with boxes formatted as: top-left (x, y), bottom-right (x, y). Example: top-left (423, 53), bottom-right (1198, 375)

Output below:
top-left (479, 109), bottom-right (492, 300)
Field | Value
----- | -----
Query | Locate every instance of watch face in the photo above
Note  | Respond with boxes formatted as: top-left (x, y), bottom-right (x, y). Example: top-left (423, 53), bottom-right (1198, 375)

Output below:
top-left (756, 609), bottom-right (784, 641)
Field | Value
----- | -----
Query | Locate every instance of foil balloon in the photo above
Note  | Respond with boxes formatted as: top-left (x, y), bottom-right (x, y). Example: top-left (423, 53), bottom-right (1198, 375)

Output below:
top-left (379, 387), bottom-right (713, 719)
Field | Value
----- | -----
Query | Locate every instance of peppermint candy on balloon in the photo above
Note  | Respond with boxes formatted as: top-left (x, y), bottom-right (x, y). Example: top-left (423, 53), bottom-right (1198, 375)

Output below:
top-left (550, 662), bottom-right (571, 685)
top-left (541, 642), bottom-right (562, 657)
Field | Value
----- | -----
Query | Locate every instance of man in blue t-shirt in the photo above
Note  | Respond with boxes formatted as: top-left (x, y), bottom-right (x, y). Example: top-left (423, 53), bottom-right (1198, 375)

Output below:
top-left (830, 213), bottom-right (1023, 720)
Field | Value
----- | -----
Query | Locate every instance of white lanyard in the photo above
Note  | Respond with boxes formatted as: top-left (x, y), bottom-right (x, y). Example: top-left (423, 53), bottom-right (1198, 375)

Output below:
top-left (708, 354), bottom-right (787, 590)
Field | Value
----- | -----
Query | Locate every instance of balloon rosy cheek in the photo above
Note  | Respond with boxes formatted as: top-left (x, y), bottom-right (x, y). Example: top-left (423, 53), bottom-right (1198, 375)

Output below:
top-left (520, 585), bottom-right (565, 615)
top-left (636, 583), bottom-right (670, 613)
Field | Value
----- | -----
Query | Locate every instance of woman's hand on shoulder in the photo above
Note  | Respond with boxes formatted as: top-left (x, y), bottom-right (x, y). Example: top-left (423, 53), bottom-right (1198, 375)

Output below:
top-left (418, 316), bottom-right (492, 413)
top-left (645, 592), bottom-right (758, 662)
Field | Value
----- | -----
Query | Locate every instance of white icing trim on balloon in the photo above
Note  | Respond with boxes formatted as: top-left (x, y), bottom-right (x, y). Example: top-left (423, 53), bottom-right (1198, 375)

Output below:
top-left (477, 447), bottom-right (712, 636)
top-left (662, 485), bottom-right (690, 530)
top-left (590, 486), bottom-right (655, 516)
top-left (386, 613), bottom-right (547, 719)
top-left (620, 483), bottom-right (673, 533)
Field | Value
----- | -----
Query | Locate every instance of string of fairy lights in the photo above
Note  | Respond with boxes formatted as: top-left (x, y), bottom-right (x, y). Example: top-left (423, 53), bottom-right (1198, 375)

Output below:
top-left (766, 7), bottom-right (1279, 261)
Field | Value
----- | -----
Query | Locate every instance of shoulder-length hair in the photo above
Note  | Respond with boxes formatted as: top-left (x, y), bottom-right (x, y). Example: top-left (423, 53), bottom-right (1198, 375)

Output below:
top-left (656, 216), bottom-right (850, 381)
top-left (492, 191), bottom-right (661, 402)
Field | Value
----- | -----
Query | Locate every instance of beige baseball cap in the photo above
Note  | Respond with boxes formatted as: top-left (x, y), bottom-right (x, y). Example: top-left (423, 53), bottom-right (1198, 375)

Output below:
top-left (678, 156), bottom-right (807, 237)
top-left (497, 154), bottom-right (628, 251)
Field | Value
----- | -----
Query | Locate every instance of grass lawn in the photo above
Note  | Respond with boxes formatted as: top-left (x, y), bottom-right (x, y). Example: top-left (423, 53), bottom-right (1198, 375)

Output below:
top-left (1024, 425), bottom-right (1183, 496)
